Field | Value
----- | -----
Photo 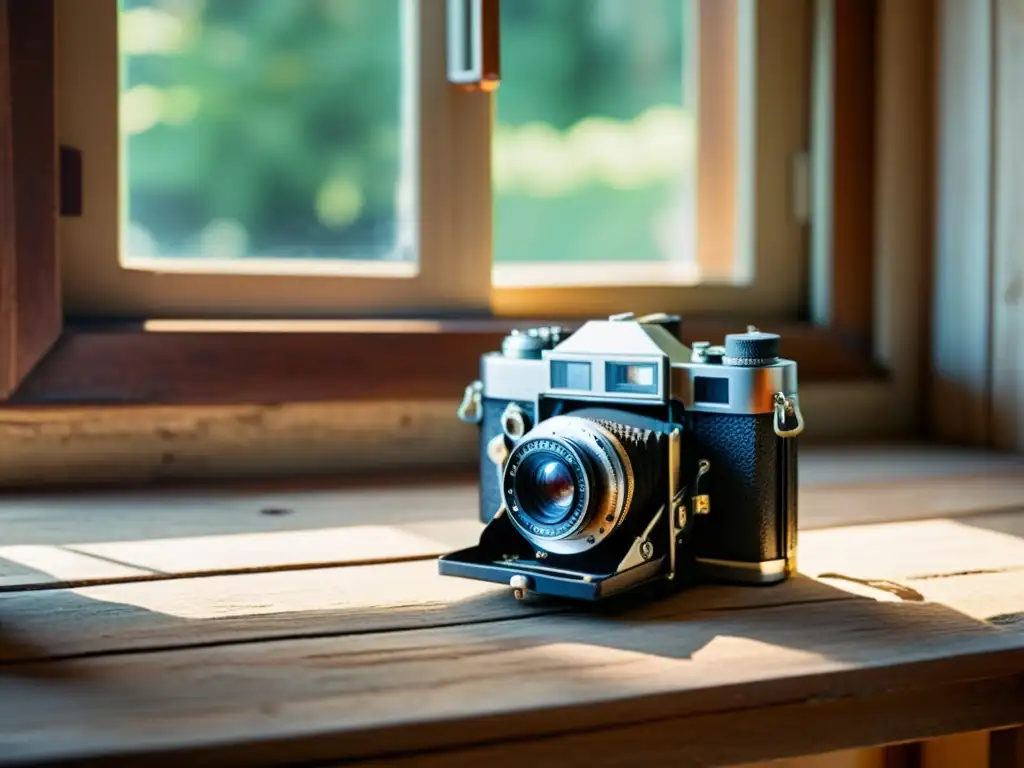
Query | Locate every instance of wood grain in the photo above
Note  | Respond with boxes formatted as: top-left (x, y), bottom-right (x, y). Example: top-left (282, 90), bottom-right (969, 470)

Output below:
top-left (0, 564), bottom-right (862, 663)
top-left (0, 391), bottom-right (957, 491)
top-left (0, 2), bottom-right (12, 399)
top-left (0, 446), bottom-right (1020, 589)
top-left (8, 319), bottom-right (881, 407)
top-left (0, 0), bottom-right (61, 400)
top-left (0, 518), bottom-right (482, 589)
top-left (0, 479), bottom-right (481, 588)
top-left (991, 0), bottom-right (1024, 454)
top-left (872, 0), bottom-right (934, 438)
top-left (0, 400), bottom-right (479, 490)
top-left (831, 0), bottom-right (877, 354)
top-left (742, 750), bottom-right (887, 768)
top-left (0, 454), bottom-right (1020, 765)
top-left (0, 547), bottom-right (147, 590)
top-left (799, 511), bottom-right (1024, 583)
top-left (922, 731), bottom-right (988, 768)
top-left (1, 594), bottom-right (1024, 766)
top-left (350, 678), bottom-right (1022, 768)
top-left (4, 507), bottom-right (1024, 661)
top-left (696, 0), bottom-right (738, 279)
top-left (931, 0), bottom-right (995, 447)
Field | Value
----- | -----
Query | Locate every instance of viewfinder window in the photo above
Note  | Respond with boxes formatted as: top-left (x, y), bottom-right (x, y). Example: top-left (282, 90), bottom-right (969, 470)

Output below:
top-left (606, 362), bottom-right (659, 394)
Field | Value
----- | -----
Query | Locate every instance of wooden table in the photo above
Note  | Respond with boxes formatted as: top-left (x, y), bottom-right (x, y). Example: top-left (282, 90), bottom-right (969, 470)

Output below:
top-left (2, 446), bottom-right (1024, 767)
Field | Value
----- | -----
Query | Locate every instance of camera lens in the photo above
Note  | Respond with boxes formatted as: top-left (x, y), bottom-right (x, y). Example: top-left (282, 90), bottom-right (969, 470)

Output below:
top-left (515, 453), bottom-right (577, 527)
top-left (503, 414), bottom-right (657, 556)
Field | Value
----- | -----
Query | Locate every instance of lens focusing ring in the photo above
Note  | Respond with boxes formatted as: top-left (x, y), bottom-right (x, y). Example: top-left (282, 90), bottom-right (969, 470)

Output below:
top-left (502, 415), bottom-right (635, 556)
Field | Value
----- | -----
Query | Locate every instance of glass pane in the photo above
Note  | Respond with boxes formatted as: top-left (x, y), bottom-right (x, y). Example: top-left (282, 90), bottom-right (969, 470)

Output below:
top-left (494, 0), bottom-right (696, 268)
top-left (118, 0), bottom-right (414, 264)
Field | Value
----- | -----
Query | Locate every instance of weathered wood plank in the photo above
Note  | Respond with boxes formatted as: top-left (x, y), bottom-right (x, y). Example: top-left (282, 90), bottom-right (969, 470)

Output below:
top-left (922, 731), bottom-right (989, 768)
top-left (1, 596), bottom-right (1023, 767)
top-left (68, 519), bottom-right (482, 576)
top-left (0, 546), bottom-right (148, 589)
top-left (351, 678), bottom-right (1021, 768)
top-left (0, 564), bottom-right (860, 663)
top-left (0, 517), bottom-right (482, 590)
top-left (799, 512), bottom-right (1024, 582)
top-left (0, 480), bottom-right (480, 546)
top-left (799, 473), bottom-right (1024, 530)
top-left (740, 749), bottom-right (887, 768)
top-left (1, 447), bottom-right (1018, 547)
top-left (4, 510), bottom-right (1024, 662)
top-left (0, 481), bottom-right (481, 589)
top-left (1, 445), bottom-right (1022, 590)
top-left (837, 568), bottom-right (1024, 626)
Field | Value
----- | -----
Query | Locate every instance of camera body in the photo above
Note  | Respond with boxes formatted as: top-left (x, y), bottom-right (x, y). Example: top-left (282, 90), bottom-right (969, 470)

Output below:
top-left (439, 312), bottom-right (804, 601)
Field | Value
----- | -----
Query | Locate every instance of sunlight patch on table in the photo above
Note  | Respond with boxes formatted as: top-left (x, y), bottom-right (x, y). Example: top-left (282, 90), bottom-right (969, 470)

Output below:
top-left (514, 636), bottom-right (835, 689)
top-left (0, 545), bottom-right (149, 586)
top-left (799, 518), bottom-right (1024, 581)
top-left (64, 561), bottom-right (503, 620)
top-left (66, 520), bottom-right (483, 574)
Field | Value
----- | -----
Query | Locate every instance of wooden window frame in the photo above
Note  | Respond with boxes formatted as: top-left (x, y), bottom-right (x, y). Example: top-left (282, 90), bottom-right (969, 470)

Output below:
top-left (931, 0), bottom-right (1024, 454)
top-left (0, 0), bottom-right (935, 449)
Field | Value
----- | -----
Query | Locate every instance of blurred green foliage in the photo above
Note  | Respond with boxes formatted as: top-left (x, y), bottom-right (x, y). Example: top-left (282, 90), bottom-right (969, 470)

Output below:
top-left (122, 0), bottom-right (693, 264)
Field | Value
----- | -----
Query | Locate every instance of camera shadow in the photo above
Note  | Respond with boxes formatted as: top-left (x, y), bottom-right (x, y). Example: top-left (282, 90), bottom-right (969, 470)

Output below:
top-left (460, 567), bottom-right (1018, 670)
top-left (0, 569), bottom-right (114, 682)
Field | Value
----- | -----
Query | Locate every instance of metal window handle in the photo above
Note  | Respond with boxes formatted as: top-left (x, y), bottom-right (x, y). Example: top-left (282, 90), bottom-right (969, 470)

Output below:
top-left (447, 0), bottom-right (501, 91)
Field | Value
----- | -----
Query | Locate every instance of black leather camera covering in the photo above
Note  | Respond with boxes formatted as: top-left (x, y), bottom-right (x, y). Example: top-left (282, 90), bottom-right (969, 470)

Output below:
top-left (479, 399), bottom-right (797, 568)
top-left (690, 411), bottom-right (797, 564)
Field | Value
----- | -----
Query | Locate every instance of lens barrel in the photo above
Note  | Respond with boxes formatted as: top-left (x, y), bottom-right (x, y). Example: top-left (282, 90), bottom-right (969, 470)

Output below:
top-left (502, 415), bottom-right (663, 556)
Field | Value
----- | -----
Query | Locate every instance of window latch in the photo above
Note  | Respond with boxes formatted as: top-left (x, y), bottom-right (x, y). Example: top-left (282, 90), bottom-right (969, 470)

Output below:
top-left (446, 0), bottom-right (500, 92)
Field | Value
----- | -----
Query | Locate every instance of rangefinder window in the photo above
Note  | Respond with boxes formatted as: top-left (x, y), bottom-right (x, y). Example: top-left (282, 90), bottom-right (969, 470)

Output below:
top-left (606, 362), bottom-right (659, 395)
top-left (550, 360), bottom-right (592, 391)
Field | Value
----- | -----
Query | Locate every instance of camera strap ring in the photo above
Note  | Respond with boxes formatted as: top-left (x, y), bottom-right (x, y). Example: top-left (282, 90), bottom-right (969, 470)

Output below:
top-left (773, 393), bottom-right (805, 438)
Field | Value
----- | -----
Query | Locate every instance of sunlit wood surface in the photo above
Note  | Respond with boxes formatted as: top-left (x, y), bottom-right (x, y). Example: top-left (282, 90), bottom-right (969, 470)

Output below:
top-left (1, 445), bottom-right (1024, 767)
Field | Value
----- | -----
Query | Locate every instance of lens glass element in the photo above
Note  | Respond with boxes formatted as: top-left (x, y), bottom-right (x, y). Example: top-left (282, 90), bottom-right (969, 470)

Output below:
top-left (515, 452), bottom-right (577, 527)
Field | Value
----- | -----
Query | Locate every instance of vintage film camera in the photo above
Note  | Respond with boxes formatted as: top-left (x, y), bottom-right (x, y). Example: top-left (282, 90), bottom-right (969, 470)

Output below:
top-left (438, 312), bottom-right (805, 601)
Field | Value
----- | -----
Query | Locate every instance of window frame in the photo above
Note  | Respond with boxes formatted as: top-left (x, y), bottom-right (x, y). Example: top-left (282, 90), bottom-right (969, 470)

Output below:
top-left (1, 0), bottom-right (934, 452)
top-left (56, 0), bottom-right (493, 318)
top-left (0, 0), bottom-right (60, 400)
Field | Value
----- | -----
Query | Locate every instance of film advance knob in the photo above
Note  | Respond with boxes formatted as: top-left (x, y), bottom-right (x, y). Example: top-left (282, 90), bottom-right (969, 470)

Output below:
top-left (723, 329), bottom-right (781, 366)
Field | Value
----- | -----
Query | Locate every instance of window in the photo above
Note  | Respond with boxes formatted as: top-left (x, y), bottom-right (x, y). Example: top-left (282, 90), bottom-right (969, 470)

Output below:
top-left (58, 0), bottom-right (489, 317)
top-left (120, 0), bottom-right (416, 268)
top-left (57, 0), bottom-right (811, 320)
top-left (4, 0), bottom-right (936, 458)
